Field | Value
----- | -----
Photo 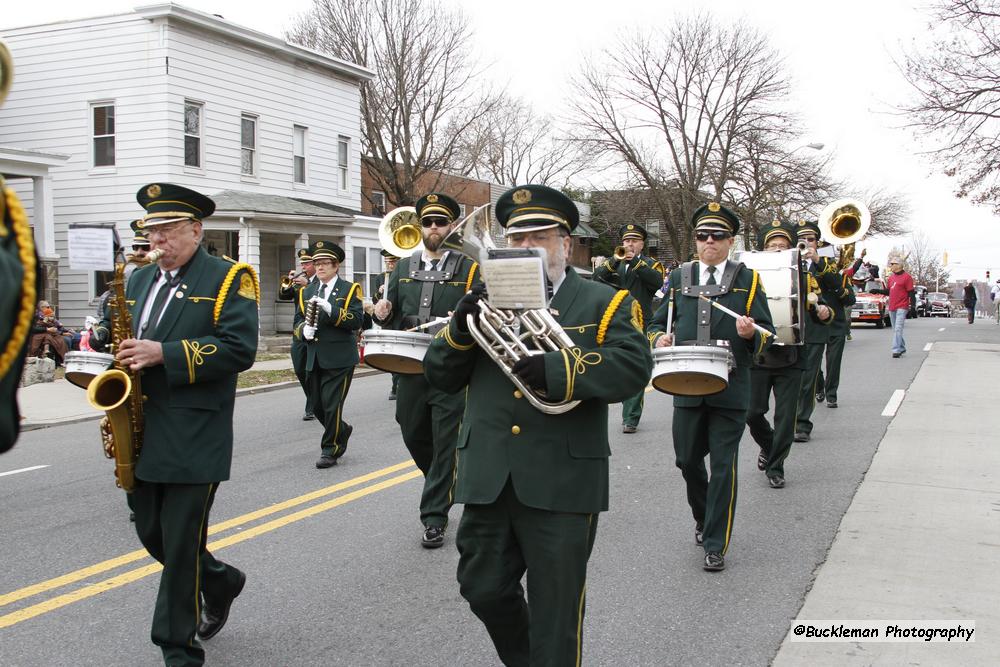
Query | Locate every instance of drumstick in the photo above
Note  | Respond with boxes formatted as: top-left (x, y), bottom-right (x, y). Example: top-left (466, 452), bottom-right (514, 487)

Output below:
top-left (665, 291), bottom-right (674, 346)
top-left (697, 295), bottom-right (774, 338)
top-left (404, 316), bottom-right (452, 332)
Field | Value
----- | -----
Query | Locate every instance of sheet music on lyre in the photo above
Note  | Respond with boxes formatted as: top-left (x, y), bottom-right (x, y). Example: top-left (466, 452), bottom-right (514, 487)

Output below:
top-left (481, 248), bottom-right (548, 311)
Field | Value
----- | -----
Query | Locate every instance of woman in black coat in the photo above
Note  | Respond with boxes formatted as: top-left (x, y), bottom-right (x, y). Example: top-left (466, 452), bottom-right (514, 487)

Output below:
top-left (963, 284), bottom-right (978, 324)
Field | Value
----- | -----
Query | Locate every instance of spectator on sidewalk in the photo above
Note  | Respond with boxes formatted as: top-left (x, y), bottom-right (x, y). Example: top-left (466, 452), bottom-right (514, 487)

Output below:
top-left (886, 258), bottom-right (914, 358)
top-left (963, 283), bottom-right (977, 324)
top-left (28, 301), bottom-right (76, 365)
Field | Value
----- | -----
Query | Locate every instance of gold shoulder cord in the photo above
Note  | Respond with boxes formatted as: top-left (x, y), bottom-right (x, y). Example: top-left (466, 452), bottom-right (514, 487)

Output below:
top-left (596, 289), bottom-right (629, 345)
top-left (0, 186), bottom-right (37, 378)
top-left (213, 263), bottom-right (260, 326)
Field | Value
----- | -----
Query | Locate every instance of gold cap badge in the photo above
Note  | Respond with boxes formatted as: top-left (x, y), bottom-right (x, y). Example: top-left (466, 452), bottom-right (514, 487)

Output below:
top-left (512, 189), bottom-right (531, 205)
top-left (316, 241), bottom-right (324, 248)
top-left (771, 220), bottom-right (780, 227)
top-left (147, 184), bottom-right (162, 198)
top-left (426, 194), bottom-right (438, 203)
top-left (708, 202), bottom-right (721, 212)
top-left (627, 224), bottom-right (635, 230)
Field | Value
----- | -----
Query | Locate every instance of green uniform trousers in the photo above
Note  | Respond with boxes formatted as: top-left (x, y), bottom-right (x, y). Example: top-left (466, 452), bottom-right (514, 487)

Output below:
top-left (456, 480), bottom-right (598, 667)
top-left (621, 389), bottom-right (644, 428)
top-left (395, 373), bottom-right (463, 529)
top-left (131, 482), bottom-right (243, 667)
top-left (308, 365), bottom-right (355, 459)
top-left (290, 339), bottom-right (314, 415)
top-left (795, 342), bottom-right (826, 436)
top-left (672, 405), bottom-right (745, 554)
top-left (822, 334), bottom-right (847, 403)
top-left (747, 367), bottom-right (803, 477)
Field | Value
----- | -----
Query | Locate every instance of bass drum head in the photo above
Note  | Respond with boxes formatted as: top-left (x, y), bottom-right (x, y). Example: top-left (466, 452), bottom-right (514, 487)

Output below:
top-left (363, 352), bottom-right (424, 375)
top-left (652, 370), bottom-right (728, 396)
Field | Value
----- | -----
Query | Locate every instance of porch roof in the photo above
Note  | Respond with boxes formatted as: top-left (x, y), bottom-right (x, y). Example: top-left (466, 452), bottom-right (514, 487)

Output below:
top-left (211, 190), bottom-right (363, 220)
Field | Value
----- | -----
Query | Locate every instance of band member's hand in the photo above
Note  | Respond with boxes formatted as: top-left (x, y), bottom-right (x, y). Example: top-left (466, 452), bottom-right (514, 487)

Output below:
top-left (512, 354), bottom-right (547, 392)
top-left (117, 338), bottom-right (164, 371)
top-left (861, 248), bottom-right (867, 258)
top-left (374, 299), bottom-right (392, 320)
top-left (655, 333), bottom-right (673, 347)
top-left (453, 282), bottom-right (487, 333)
top-left (302, 325), bottom-right (316, 341)
top-left (310, 296), bottom-right (333, 316)
top-left (801, 246), bottom-right (818, 262)
top-left (363, 301), bottom-right (375, 315)
top-left (293, 275), bottom-right (308, 287)
top-left (735, 316), bottom-right (756, 339)
top-left (817, 304), bottom-right (832, 321)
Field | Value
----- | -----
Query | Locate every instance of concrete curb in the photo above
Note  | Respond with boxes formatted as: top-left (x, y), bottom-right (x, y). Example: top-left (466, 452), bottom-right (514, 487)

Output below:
top-left (20, 366), bottom-right (385, 432)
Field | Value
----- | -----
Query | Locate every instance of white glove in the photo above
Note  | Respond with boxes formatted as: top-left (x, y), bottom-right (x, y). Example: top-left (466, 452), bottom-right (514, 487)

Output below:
top-left (310, 295), bottom-right (333, 316)
top-left (302, 325), bottom-right (316, 341)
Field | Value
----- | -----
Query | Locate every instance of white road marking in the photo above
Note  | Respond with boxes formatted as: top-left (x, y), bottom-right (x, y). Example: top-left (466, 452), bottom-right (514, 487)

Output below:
top-left (923, 343), bottom-right (933, 352)
top-left (881, 390), bottom-right (906, 417)
top-left (938, 327), bottom-right (945, 332)
top-left (0, 465), bottom-right (50, 478)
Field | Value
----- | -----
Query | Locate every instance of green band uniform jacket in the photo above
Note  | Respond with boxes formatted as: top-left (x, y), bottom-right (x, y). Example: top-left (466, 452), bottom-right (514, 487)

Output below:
top-left (297, 277), bottom-right (364, 370)
top-left (593, 254), bottom-right (666, 325)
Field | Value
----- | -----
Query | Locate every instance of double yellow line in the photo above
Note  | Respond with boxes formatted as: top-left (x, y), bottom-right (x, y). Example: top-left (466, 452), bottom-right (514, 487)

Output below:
top-left (0, 460), bottom-right (420, 629)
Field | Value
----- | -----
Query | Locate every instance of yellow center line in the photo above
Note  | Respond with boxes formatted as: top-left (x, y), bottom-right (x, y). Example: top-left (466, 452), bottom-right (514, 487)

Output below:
top-left (0, 459), bottom-right (416, 609)
top-left (0, 468), bottom-right (422, 629)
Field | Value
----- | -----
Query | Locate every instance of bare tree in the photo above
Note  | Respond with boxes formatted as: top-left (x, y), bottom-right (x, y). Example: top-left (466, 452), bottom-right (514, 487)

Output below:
top-left (456, 97), bottom-right (592, 187)
top-left (287, 0), bottom-right (497, 206)
top-left (570, 14), bottom-right (795, 260)
top-left (863, 187), bottom-right (910, 237)
top-left (900, 0), bottom-right (1000, 212)
top-left (901, 231), bottom-right (951, 287)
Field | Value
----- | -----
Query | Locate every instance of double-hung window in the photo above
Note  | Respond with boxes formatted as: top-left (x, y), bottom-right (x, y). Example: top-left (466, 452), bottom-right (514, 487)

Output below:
top-left (241, 114), bottom-right (258, 176)
top-left (92, 102), bottom-right (115, 167)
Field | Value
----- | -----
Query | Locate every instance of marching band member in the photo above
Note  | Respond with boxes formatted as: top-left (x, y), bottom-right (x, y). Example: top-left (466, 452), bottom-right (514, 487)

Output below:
top-left (93, 183), bottom-right (259, 665)
top-left (745, 221), bottom-right (832, 489)
top-left (280, 248), bottom-right (317, 420)
top-left (372, 193), bottom-right (480, 548)
top-left (299, 240), bottom-right (364, 468)
top-left (793, 221), bottom-right (854, 442)
top-left (424, 184), bottom-right (652, 665)
top-left (371, 249), bottom-right (400, 400)
top-left (648, 202), bottom-right (774, 571)
top-left (593, 223), bottom-right (665, 433)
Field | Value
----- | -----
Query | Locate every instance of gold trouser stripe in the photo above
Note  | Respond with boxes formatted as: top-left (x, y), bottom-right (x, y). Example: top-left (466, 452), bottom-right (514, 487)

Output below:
top-left (0, 461), bottom-right (416, 609)
top-left (0, 468), bottom-right (422, 629)
top-left (327, 372), bottom-right (352, 457)
top-left (723, 450), bottom-right (737, 555)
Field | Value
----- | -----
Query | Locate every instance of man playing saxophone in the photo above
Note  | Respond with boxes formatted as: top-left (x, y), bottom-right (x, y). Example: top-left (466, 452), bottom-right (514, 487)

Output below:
top-left (593, 223), bottom-right (665, 433)
top-left (92, 183), bottom-right (258, 666)
top-left (424, 185), bottom-right (652, 666)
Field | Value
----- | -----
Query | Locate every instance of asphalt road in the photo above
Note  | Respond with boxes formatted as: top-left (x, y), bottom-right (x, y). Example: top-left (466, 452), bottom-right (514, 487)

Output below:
top-left (0, 315), bottom-right (990, 666)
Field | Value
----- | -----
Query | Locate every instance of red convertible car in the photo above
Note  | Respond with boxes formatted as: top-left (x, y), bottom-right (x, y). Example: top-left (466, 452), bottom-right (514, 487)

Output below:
top-left (851, 279), bottom-right (890, 328)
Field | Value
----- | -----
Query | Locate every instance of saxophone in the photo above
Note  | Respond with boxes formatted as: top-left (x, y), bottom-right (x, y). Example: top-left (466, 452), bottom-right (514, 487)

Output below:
top-left (86, 249), bottom-right (162, 492)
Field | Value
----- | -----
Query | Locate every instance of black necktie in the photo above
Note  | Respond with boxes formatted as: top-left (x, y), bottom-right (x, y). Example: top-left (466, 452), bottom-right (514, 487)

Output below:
top-left (141, 271), bottom-right (174, 339)
top-left (429, 258), bottom-right (439, 271)
top-left (706, 265), bottom-right (717, 286)
top-left (318, 283), bottom-right (327, 299)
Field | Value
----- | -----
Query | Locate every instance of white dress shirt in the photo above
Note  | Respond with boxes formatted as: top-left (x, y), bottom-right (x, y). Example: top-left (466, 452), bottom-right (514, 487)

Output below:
top-left (699, 259), bottom-right (728, 286)
top-left (137, 269), bottom-right (179, 336)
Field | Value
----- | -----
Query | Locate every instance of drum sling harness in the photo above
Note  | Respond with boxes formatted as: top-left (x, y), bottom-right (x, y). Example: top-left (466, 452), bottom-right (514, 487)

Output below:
top-left (409, 250), bottom-right (463, 331)
top-left (680, 261), bottom-right (743, 345)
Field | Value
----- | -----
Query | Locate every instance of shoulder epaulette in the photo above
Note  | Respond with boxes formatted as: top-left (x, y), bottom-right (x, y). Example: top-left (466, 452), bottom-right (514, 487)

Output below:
top-left (0, 186), bottom-right (37, 378)
top-left (597, 289), bottom-right (629, 345)
top-left (214, 263), bottom-right (260, 325)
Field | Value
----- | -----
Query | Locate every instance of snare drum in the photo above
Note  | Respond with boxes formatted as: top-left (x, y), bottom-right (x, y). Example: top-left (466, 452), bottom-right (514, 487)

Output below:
top-left (736, 248), bottom-right (804, 345)
top-left (64, 351), bottom-right (115, 389)
top-left (651, 344), bottom-right (734, 396)
top-left (362, 330), bottom-right (432, 375)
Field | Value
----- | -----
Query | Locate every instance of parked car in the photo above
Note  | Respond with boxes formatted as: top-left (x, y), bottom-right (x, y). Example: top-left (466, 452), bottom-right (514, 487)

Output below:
top-left (927, 291), bottom-right (953, 317)
top-left (913, 285), bottom-right (929, 317)
top-left (851, 279), bottom-right (890, 328)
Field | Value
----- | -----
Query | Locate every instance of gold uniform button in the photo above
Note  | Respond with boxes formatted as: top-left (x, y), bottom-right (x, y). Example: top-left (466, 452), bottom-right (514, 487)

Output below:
top-left (513, 390), bottom-right (523, 399)
top-left (511, 425), bottom-right (521, 435)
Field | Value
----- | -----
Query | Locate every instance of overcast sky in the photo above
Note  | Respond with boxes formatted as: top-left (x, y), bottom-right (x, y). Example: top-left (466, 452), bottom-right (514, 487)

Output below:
top-left (4, 0), bottom-right (994, 281)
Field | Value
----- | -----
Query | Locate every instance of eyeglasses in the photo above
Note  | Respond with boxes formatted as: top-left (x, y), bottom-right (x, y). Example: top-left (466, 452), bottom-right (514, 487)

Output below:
top-left (421, 219), bottom-right (450, 228)
top-left (313, 259), bottom-right (336, 268)
top-left (145, 221), bottom-right (192, 238)
top-left (132, 245), bottom-right (147, 251)
top-left (695, 230), bottom-right (731, 242)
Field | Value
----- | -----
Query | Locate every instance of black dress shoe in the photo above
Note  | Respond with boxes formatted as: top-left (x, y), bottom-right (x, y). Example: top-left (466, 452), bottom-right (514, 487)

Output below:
top-left (422, 526), bottom-right (445, 549)
top-left (315, 455), bottom-right (338, 469)
top-left (892, 352), bottom-right (901, 358)
top-left (622, 424), bottom-right (637, 434)
top-left (815, 390), bottom-right (825, 403)
top-left (302, 412), bottom-right (315, 421)
top-left (387, 391), bottom-right (397, 401)
top-left (757, 448), bottom-right (768, 471)
top-left (197, 570), bottom-right (246, 640)
top-left (129, 512), bottom-right (135, 522)
top-left (826, 401), bottom-right (838, 408)
top-left (694, 522), bottom-right (704, 546)
top-left (793, 432), bottom-right (810, 443)
top-left (767, 474), bottom-right (785, 489)
top-left (703, 552), bottom-right (725, 571)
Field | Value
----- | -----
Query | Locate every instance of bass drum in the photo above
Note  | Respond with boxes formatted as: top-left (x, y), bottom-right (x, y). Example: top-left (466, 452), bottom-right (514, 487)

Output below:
top-left (651, 344), bottom-right (734, 396)
top-left (362, 330), bottom-right (432, 375)
top-left (735, 248), bottom-right (804, 345)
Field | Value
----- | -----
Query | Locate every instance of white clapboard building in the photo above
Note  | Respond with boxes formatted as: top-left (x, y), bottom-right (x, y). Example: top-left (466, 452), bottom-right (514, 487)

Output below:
top-left (0, 2), bottom-right (378, 335)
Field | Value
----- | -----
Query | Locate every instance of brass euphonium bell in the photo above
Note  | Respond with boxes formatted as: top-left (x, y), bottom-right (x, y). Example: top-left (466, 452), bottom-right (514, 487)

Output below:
top-left (818, 198), bottom-right (870, 270)
top-left (0, 40), bottom-right (14, 107)
top-left (378, 206), bottom-right (423, 258)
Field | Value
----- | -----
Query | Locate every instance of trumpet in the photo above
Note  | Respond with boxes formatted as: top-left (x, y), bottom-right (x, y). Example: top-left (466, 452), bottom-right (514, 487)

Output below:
top-left (281, 270), bottom-right (306, 290)
top-left (613, 246), bottom-right (628, 261)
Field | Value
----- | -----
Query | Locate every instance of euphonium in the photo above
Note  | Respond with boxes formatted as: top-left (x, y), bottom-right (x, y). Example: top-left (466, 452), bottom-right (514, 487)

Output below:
top-left (87, 248), bottom-right (162, 492)
top-left (441, 205), bottom-right (581, 415)
top-left (818, 198), bottom-right (870, 270)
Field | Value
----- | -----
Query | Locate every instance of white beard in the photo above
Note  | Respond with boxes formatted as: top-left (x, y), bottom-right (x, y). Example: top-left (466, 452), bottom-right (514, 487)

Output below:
top-left (546, 252), bottom-right (567, 284)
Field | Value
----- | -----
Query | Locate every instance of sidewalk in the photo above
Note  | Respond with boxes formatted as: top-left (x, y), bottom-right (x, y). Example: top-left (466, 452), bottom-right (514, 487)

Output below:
top-left (17, 356), bottom-right (379, 431)
top-left (773, 341), bottom-right (999, 665)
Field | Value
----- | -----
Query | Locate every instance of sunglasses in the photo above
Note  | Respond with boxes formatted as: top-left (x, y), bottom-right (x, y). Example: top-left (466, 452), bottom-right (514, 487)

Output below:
top-left (132, 245), bottom-right (147, 251)
top-left (421, 219), bottom-right (450, 228)
top-left (695, 230), bottom-right (731, 242)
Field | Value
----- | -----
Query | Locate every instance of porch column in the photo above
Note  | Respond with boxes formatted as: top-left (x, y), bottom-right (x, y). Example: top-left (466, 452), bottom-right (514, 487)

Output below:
top-left (32, 174), bottom-right (58, 259)
top-left (238, 220), bottom-right (262, 338)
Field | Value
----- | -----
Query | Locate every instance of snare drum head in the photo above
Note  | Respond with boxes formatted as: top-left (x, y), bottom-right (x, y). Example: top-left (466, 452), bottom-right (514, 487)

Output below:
top-left (652, 371), bottom-right (728, 396)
